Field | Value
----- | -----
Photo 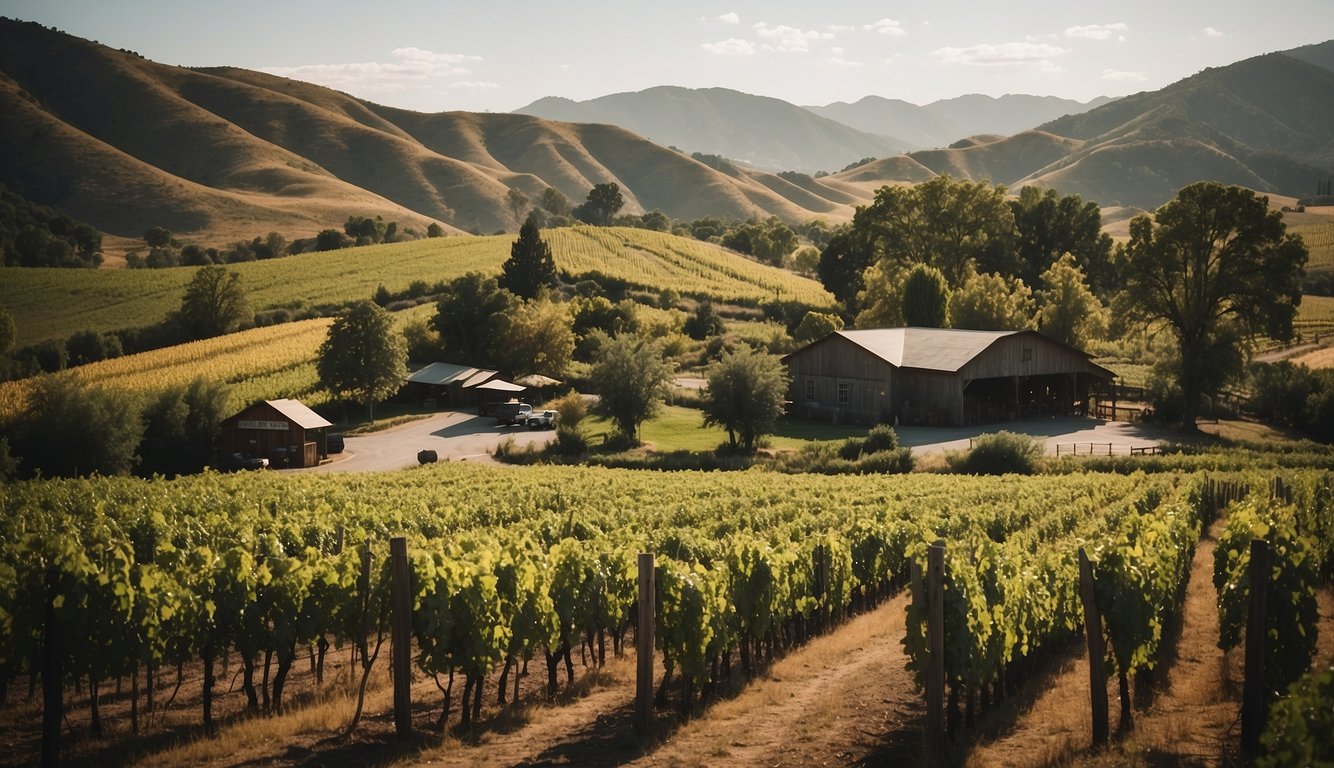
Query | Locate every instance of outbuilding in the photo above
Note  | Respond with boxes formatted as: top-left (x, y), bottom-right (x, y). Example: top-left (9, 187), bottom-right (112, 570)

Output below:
top-left (220, 399), bottom-right (333, 468)
top-left (402, 362), bottom-right (526, 411)
top-left (782, 328), bottom-right (1115, 427)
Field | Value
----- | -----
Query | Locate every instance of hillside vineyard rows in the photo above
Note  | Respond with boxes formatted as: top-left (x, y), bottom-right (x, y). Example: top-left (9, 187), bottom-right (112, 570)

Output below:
top-left (0, 227), bottom-right (832, 347)
top-left (2, 464), bottom-right (1329, 760)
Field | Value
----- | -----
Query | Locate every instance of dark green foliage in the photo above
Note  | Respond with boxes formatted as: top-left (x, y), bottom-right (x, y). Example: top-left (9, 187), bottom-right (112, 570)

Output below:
top-left (1010, 186), bottom-right (1117, 295)
top-left (143, 226), bottom-right (173, 248)
top-left (1249, 362), bottom-right (1318, 429)
top-left (178, 266), bottom-right (250, 340)
top-left (138, 379), bottom-right (229, 477)
top-left (344, 215), bottom-right (388, 245)
top-left (431, 272), bottom-right (517, 369)
top-left (1121, 182), bottom-right (1308, 429)
top-left (590, 333), bottom-right (675, 442)
top-left (0, 183), bottom-right (102, 267)
top-left (315, 229), bottom-right (350, 251)
top-left (426, 222), bottom-right (446, 238)
top-left (573, 183), bottom-right (624, 226)
top-left (0, 305), bottom-right (14, 356)
top-left (8, 375), bottom-right (144, 477)
top-left (901, 264), bottom-right (949, 327)
top-left (1259, 663), bottom-right (1334, 768)
top-left (947, 431), bottom-right (1044, 475)
top-left (318, 301), bottom-right (407, 420)
top-left (777, 429), bottom-right (913, 474)
top-left (683, 300), bottom-right (724, 340)
top-left (499, 221), bottom-right (558, 300)
top-left (539, 187), bottom-right (571, 217)
top-left (65, 330), bottom-right (120, 366)
top-left (701, 345), bottom-right (789, 451)
top-left (817, 230), bottom-right (873, 314)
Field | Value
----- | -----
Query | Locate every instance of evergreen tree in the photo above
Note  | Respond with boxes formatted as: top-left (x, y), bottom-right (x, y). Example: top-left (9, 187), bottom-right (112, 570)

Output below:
top-left (499, 221), bottom-right (558, 300)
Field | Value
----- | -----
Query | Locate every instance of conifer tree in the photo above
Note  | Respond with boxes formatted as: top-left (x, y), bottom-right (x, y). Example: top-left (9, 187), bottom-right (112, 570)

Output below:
top-left (499, 221), bottom-right (557, 300)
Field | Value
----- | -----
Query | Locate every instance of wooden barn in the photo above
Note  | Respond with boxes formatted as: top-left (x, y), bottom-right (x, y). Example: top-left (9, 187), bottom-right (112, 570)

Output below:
top-left (402, 362), bottom-right (526, 410)
top-left (782, 328), bottom-right (1115, 427)
top-left (221, 399), bottom-right (333, 468)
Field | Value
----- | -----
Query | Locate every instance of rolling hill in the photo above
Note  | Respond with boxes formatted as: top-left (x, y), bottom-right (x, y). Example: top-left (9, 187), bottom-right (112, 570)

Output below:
top-left (514, 86), bottom-right (912, 174)
top-left (0, 19), bottom-right (864, 243)
top-left (808, 93), bottom-right (1114, 150)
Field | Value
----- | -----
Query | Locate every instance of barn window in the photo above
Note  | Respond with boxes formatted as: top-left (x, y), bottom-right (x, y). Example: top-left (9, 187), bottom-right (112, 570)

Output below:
top-left (837, 382), bottom-right (851, 405)
top-left (804, 378), bottom-right (815, 401)
top-left (1022, 347), bottom-right (1033, 362)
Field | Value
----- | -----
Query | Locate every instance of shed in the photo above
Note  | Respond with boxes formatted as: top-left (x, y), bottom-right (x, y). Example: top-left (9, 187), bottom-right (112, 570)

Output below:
top-left (403, 362), bottom-right (526, 410)
top-left (782, 328), bottom-right (1115, 426)
top-left (221, 399), bottom-right (333, 468)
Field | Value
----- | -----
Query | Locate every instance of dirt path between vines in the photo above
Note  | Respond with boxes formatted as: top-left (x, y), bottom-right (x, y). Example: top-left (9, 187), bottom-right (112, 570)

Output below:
top-left (396, 592), bottom-right (918, 768)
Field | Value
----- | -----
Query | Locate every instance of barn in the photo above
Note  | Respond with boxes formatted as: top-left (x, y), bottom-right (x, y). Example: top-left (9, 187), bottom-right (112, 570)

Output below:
top-left (220, 399), bottom-right (333, 468)
top-left (402, 362), bottom-right (526, 411)
top-left (782, 328), bottom-right (1115, 427)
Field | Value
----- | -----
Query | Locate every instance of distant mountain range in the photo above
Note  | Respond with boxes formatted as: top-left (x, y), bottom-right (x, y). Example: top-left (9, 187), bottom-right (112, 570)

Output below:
top-left (0, 17), bottom-right (1331, 245)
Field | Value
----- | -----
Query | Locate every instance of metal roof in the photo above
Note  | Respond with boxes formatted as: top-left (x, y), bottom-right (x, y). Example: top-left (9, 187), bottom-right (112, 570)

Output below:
top-left (475, 379), bottom-right (526, 392)
top-left (405, 362), bottom-right (490, 386)
top-left (835, 328), bottom-right (1018, 372)
top-left (264, 399), bottom-right (333, 430)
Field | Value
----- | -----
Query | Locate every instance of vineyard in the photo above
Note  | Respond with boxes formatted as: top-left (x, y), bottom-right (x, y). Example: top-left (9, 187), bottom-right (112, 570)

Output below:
top-left (0, 228), bottom-right (831, 347)
top-left (0, 464), bottom-right (1328, 767)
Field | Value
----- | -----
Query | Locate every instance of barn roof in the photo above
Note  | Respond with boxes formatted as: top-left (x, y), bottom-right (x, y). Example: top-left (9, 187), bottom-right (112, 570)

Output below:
top-left (788, 328), bottom-right (1112, 378)
top-left (264, 399), bottom-right (333, 430)
top-left (405, 362), bottom-right (492, 386)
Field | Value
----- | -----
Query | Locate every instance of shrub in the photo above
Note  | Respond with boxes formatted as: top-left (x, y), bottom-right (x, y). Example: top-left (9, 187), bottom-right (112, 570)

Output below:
top-left (947, 431), bottom-right (1044, 475)
top-left (1259, 663), bottom-right (1334, 768)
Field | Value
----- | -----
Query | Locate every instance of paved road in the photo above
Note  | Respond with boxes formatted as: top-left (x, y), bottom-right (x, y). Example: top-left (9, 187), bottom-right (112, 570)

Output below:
top-left (297, 411), bottom-right (554, 473)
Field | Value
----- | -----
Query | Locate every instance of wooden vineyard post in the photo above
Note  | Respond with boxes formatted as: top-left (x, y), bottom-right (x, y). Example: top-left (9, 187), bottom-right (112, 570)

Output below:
top-left (1078, 548), bottom-right (1109, 747)
top-left (926, 540), bottom-right (946, 748)
top-left (1242, 539), bottom-right (1270, 755)
top-left (390, 536), bottom-right (413, 738)
top-left (636, 553), bottom-right (655, 738)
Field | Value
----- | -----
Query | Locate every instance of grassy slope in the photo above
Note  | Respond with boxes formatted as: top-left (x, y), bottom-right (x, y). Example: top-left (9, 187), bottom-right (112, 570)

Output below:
top-left (0, 227), bottom-right (833, 346)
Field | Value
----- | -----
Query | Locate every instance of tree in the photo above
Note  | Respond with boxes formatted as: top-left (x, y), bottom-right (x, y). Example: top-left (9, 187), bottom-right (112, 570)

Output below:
top-left (573, 183), bottom-right (624, 226)
top-left (0, 305), bottom-right (14, 357)
top-left (701, 345), bottom-right (789, 451)
top-left (179, 266), bottom-right (250, 340)
top-left (852, 175), bottom-right (1015, 287)
top-left (1011, 186), bottom-right (1117, 296)
top-left (590, 333), bottom-right (675, 443)
top-left (499, 220), bottom-right (558, 300)
top-left (498, 299), bottom-right (575, 377)
top-left (1036, 254), bottom-right (1106, 348)
top-left (818, 229), bottom-right (874, 314)
top-left (948, 271), bottom-right (1036, 331)
top-left (431, 272), bottom-right (517, 369)
top-left (793, 311), bottom-right (844, 343)
top-left (506, 188), bottom-right (530, 227)
top-left (139, 378), bottom-right (230, 477)
top-left (143, 226), bottom-right (173, 248)
top-left (683, 300), bottom-right (724, 340)
top-left (1121, 182), bottom-right (1307, 430)
top-left (10, 374), bottom-right (144, 477)
top-left (901, 264), bottom-right (950, 327)
top-left (540, 187), bottom-right (571, 217)
top-left (344, 215), bottom-right (388, 245)
top-left (316, 229), bottom-right (349, 251)
top-left (426, 222), bottom-right (446, 238)
top-left (318, 301), bottom-right (407, 420)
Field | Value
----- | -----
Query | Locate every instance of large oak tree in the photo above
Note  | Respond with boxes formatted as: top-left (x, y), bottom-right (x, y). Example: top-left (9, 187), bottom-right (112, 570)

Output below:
top-left (1121, 182), bottom-right (1307, 430)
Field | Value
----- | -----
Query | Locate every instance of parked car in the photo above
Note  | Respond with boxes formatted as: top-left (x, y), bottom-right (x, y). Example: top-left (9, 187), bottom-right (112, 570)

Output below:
top-left (527, 410), bottom-right (557, 429)
top-left (327, 434), bottom-right (345, 454)
top-left (226, 452), bottom-right (269, 471)
top-left (494, 401), bottom-right (533, 426)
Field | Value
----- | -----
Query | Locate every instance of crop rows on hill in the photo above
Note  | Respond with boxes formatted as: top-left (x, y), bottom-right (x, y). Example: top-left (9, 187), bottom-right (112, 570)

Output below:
top-left (0, 228), bottom-right (830, 346)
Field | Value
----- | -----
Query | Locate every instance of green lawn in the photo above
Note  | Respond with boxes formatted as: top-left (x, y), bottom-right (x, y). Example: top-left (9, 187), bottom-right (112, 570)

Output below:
top-left (580, 404), bottom-right (870, 453)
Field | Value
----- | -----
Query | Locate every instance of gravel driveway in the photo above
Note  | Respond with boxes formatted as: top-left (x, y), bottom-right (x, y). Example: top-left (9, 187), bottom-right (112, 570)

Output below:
top-left (896, 416), bottom-right (1173, 455)
top-left (297, 411), bottom-right (553, 473)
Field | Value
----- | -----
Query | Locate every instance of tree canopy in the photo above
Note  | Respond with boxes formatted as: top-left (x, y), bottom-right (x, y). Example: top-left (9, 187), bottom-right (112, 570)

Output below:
top-left (901, 264), bottom-right (950, 328)
top-left (506, 187), bottom-right (530, 227)
top-left (499, 221), bottom-right (558, 300)
top-left (178, 266), bottom-right (250, 340)
top-left (573, 183), bottom-right (625, 226)
top-left (1010, 186), bottom-right (1116, 295)
top-left (1120, 182), bottom-right (1307, 429)
top-left (317, 300), bottom-right (407, 420)
top-left (948, 271), bottom-right (1035, 331)
top-left (701, 345), bottom-right (790, 451)
top-left (1036, 254), bottom-right (1106, 349)
top-left (431, 272), bottom-right (517, 369)
top-left (590, 333), bottom-right (675, 443)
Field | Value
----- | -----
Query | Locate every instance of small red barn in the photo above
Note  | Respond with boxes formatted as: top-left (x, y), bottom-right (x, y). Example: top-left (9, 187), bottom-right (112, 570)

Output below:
top-left (220, 399), bottom-right (333, 468)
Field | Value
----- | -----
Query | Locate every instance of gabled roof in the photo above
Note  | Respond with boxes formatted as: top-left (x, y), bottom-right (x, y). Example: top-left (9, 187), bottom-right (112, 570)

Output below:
top-left (837, 328), bottom-right (1016, 372)
top-left (405, 362), bottom-right (491, 386)
top-left (264, 399), bottom-right (333, 430)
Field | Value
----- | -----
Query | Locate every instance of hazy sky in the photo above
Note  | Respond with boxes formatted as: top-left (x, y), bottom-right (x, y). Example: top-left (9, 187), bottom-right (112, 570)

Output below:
top-left (4, 0), bottom-right (1332, 112)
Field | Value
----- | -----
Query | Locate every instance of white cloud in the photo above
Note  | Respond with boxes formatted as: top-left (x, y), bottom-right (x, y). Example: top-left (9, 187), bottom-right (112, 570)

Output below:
top-left (826, 24), bottom-right (856, 33)
top-left (701, 37), bottom-right (756, 56)
top-left (716, 12), bottom-right (740, 24)
top-left (1064, 23), bottom-right (1129, 40)
top-left (752, 22), bottom-right (832, 52)
top-left (1204, 26), bottom-right (1225, 37)
top-left (1101, 68), bottom-right (1147, 82)
top-left (864, 18), bottom-right (907, 36)
top-left (931, 42), bottom-right (1068, 71)
top-left (447, 81), bottom-right (499, 92)
top-left (261, 47), bottom-right (482, 95)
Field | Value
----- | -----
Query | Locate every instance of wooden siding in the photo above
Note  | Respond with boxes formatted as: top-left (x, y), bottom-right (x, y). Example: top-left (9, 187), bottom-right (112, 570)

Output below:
top-left (959, 332), bottom-right (1111, 383)
top-left (222, 401), bottom-right (327, 468)
top-left (786, 335), bottom-right (896, 424)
